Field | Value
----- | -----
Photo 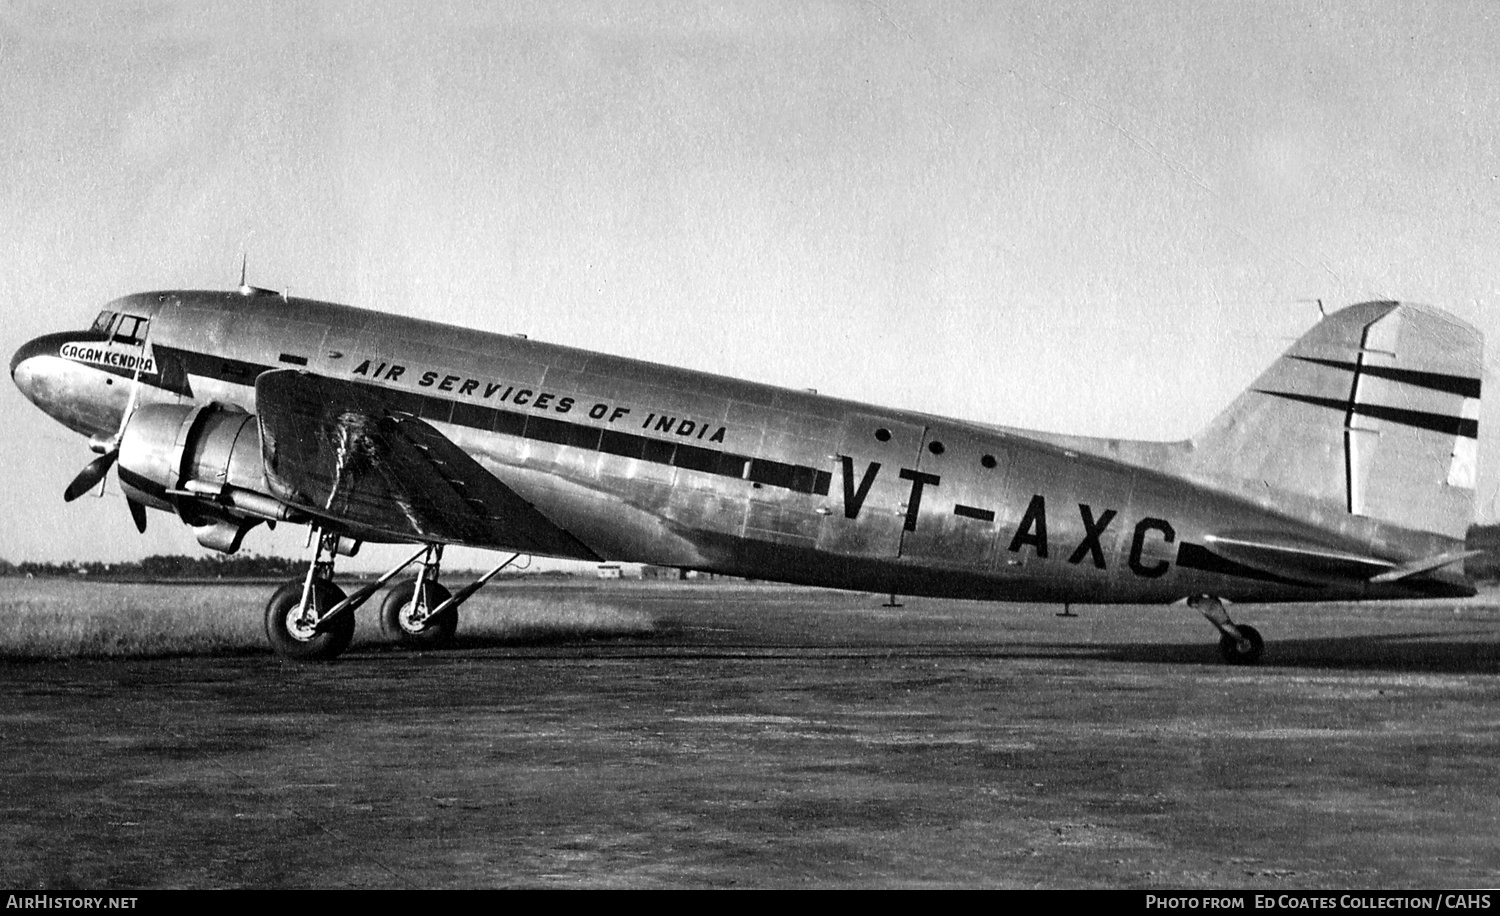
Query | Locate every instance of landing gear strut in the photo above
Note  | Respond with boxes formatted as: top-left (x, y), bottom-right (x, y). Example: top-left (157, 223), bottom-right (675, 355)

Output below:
top-left (265, 532), bottom-right (426, 662)
top-left (380, 544), bottom-right (457, 648)
top-left (264, 531), bottom-right (524, 662)
top-left (1189, 595), bottom-right (1264, 665)
top-left (265, 531), bottom-right (357, 662)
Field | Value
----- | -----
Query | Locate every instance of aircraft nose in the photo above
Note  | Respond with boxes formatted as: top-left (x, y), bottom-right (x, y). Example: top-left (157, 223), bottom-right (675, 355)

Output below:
top-left (12, 335), bottom-right (48, 387)
top-left (10, 332), bottom-right (69, 400)
top-left (11, 331), bottom-right (131, 440)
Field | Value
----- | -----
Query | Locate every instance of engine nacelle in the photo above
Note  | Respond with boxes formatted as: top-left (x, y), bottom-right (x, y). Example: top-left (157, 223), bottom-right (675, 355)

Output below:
top-left (117, 403), bottom-right (301, 552)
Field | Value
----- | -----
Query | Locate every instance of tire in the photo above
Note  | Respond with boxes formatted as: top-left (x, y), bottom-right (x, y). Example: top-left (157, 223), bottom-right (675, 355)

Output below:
top-left (1218, 623), bottom-right (1264, 666)
top-left (265, 579), bottom-right (355, 662)
top-left (379, 579), bottom-right (457, 649)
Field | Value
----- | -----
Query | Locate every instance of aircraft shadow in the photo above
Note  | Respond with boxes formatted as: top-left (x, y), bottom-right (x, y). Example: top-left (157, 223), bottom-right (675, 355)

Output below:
top-left (1012, 629), bottom-right (1500, 674)
top-left (426, 628), bottom-right (1499, 675)
top-left (2, 627), bottom-right (1491, 674)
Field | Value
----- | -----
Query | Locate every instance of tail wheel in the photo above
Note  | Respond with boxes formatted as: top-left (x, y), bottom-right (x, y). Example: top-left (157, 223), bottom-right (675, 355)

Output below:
top-left (380, 579), bottom-right (457, 648)
top-left (1219, 624), bottom-right (1264, 665)
top-left (265, 579), bottom-right (355, 662)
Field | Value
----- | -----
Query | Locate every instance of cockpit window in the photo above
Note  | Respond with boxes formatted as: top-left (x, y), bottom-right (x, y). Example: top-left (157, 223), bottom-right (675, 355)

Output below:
top-left (113, 314), bottom-right (149, 345)
top-left (90, 310), bottom-right (117, 334)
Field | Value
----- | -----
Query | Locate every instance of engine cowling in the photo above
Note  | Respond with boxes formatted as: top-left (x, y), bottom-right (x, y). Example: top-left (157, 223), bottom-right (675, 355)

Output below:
top-left (116, 403), bottom-right (302, 551)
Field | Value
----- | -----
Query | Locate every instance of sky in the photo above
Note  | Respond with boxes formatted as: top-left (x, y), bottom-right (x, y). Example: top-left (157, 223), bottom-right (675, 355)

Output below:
top-left (3, 0), bottom-right (1500, 569)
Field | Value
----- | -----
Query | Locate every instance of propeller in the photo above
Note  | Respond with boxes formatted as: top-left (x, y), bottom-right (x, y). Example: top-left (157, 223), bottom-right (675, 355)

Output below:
top-left (63, 450), bottom-right (118, 502)
top-left (127, 496), bottom-right (148, 534)
top-left (61, 326), bottom-right (151, 532)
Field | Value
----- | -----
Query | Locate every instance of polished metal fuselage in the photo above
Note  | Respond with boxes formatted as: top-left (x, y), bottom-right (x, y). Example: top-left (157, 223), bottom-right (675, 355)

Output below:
top-left (13, 290), bottom-right (1469, 604)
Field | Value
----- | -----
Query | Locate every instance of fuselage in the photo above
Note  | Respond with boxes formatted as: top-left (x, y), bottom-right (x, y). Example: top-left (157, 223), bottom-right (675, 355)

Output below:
top-left (11, 289), bottom-right (1473, 604)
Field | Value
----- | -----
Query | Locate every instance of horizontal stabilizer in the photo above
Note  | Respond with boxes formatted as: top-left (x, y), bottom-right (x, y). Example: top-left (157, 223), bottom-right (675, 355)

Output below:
top-left (1203, 532), bottom-right (1479, 585)
top-left (1202, 532), bottom-right (1395, 581)
top-left (1367, 549), bottom-right (1485, 583)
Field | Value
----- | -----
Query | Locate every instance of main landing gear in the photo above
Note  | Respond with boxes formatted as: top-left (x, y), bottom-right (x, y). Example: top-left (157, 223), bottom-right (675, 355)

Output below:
top-left (264, 530), bottom-right (522, 662)
top-left (1189, 595), bottom-right (1264, 665)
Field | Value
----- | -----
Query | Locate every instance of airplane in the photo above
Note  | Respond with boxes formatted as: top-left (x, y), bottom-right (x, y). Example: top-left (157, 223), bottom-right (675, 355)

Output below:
top-left (9, 285), bottom-right (1485, 663)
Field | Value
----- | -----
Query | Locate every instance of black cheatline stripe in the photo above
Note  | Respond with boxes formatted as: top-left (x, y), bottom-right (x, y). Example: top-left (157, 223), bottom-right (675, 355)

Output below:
top-left (953, 504), bottom-right (995, 522)
top-left (166, 346), bottom-right (272, 387)
top-left (1175, 543), bottom-right (1314, 587)
top-left (408, 388), bottom-right (833, 496)
top-left (1257, 390), bottom-right (1479, 439)
top-left (1290, 356), bottom-right (1482, 398)
top-left (173, 349), bottom-right (836, 496)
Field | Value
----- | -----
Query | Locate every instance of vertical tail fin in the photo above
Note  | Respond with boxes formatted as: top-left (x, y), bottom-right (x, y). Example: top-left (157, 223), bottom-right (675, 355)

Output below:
top-left (1188, 301), bottom-right (1482, 540)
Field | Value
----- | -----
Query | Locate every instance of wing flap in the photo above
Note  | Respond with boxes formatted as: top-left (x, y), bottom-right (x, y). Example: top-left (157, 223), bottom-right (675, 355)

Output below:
top-left (254, 370), bottom-right (599, 559)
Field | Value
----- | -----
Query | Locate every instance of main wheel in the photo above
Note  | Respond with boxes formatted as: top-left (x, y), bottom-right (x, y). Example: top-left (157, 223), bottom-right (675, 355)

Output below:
top-left (265, 579), bottom-right (355, 662)
top-left (380, 579), bottom-right (457, 649)
top-left (1218, 623), bottom-right (1264, 665)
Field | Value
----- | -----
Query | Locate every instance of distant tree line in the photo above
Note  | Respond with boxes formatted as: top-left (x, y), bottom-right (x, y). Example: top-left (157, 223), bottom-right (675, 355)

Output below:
top-left (0, 553), bottom-right (303, 580)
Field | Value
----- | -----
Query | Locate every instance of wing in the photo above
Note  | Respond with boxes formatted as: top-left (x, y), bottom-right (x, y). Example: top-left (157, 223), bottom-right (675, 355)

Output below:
top-left (254, 369), bottom-right (600, 559)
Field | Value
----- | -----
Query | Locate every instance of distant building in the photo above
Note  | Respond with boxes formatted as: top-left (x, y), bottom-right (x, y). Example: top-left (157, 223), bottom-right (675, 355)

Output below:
top-left (596, 564), bottom-right (623, 579)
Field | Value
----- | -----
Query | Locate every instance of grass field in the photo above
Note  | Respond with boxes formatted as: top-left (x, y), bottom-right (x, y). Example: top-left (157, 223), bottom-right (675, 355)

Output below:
top-left (0, 578), bottom-right (656, 659)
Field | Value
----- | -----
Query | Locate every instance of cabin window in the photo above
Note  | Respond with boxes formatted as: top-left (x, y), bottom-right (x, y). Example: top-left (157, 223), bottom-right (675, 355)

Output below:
top-left (874, 428), bottom-right (891, 442)
top-left (981, 454), bottom-right (998, 469)
top-left (928, 441), bottom-right (945, 455)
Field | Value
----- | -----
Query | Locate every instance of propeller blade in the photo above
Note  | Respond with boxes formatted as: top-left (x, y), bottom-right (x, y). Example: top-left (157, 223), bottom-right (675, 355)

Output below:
top-left (126, 497), bottom-right (147, 534)
top-left (63, 450), bottom-right (118, 502)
